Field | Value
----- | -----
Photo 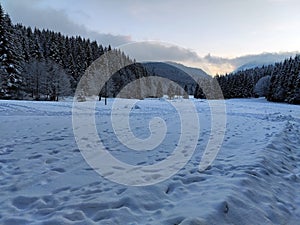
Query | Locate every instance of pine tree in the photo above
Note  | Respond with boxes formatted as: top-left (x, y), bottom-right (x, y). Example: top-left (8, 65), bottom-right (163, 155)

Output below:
top-left (290, 73), bottom-right (300, 104)
top-left (183, 84), bottom-right (189, 99)
top-left (0, 5), bottom-right (22, 99)
top-left (194, 79), bottom-right (205, 99)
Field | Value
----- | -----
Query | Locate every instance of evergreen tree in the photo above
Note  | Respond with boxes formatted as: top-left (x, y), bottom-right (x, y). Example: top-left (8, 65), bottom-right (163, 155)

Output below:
top-left (290, 73), bottom-right (300, 104)
top-left (194, 79), bottom-right (206, 99)
top-left (183, 84), bottom-right (189, 99)
top-left (0, 6), bottom-right (22, 99)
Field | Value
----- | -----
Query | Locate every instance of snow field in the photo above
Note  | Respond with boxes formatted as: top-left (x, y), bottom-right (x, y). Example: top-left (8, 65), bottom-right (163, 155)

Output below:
top-left (0, 98), bottom-right (299, 224)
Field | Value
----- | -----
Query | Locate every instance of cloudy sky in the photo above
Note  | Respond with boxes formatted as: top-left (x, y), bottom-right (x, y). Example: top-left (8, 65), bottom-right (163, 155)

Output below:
top-left (2, 0), bottom-right (300, 74)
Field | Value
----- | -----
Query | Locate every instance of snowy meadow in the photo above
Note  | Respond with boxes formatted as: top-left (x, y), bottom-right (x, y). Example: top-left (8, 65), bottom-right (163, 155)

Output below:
top-left (0, 98), bottom-right (299, 224)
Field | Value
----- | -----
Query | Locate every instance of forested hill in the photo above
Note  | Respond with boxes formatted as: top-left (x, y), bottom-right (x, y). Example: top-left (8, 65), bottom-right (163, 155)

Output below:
top-left (142, 62), bottom-right (210, 95)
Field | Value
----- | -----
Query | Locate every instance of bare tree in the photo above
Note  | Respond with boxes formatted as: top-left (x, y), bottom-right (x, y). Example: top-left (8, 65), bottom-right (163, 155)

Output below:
top-left (156, 81), bottom-right (163, 98)
top-left (22, 59), bottom-right (71, 101)
top-left (46, 61), bottom-right (71, 101)
top-left (23, 59), bottom-right (47, 100)
top-left (174, 85), bottom-right (180, 98)
top-left (167, 83), bottom-right (175, 99)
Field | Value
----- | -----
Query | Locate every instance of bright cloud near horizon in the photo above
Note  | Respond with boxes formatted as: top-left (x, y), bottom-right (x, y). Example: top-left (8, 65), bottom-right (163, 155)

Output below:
top-left (2, 0), bottom-right (300, 75)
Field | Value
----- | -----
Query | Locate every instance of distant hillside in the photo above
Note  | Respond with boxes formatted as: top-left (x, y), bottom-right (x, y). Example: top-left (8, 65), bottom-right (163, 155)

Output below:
top-left (234, 62), bottom-right (267, 72)
top-left (142, 62), bottom-right (210, 94)
top-left (165, 62), bottom-right (210, 79)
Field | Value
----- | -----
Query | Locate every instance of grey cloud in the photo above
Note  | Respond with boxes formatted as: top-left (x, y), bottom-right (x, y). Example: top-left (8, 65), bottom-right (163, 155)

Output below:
top-left (203, 52), bottom-right (299, 73)
top-left (204, 54), bottom-right (231, 65)
top-left (232, 52), bottom-right (299, 67)
top-left (2, 0), bottom-right (131, 47)
top-left (119, 41), bottom-right (201, 62)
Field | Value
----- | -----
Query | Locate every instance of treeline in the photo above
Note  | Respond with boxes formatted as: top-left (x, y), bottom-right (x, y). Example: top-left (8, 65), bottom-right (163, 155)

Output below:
top-left (194, 56), bottom-right (300, 104)
top-left (267, 56), bottom-right (300, 104)
top-left (79, 54), bottom-right (189, 101)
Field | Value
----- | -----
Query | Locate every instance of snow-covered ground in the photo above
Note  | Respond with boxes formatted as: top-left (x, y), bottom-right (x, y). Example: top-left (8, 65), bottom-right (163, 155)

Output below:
top-left (0, 98), bottom-right (299, 225)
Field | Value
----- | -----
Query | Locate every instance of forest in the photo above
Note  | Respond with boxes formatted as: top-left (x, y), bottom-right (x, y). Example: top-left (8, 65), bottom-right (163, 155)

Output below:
top-left (213, 57), bottom-right (300, 104)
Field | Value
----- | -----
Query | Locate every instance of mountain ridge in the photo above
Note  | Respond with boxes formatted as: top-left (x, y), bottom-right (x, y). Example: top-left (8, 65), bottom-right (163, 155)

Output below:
top-left (142, 61), bottom-right (210, 94)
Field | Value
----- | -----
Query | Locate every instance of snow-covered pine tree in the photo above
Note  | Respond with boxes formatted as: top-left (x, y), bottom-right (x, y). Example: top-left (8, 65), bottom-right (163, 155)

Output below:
top-left (15, 24), bottom-right (30, 63)
top-left (290, 73), bottom-right (300, 104)
top-left (0, 5), bottom-right (22, 99)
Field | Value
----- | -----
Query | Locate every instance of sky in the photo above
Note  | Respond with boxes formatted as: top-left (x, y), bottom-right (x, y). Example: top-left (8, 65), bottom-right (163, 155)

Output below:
top-left (2, 0), bottom-right (300, 74)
